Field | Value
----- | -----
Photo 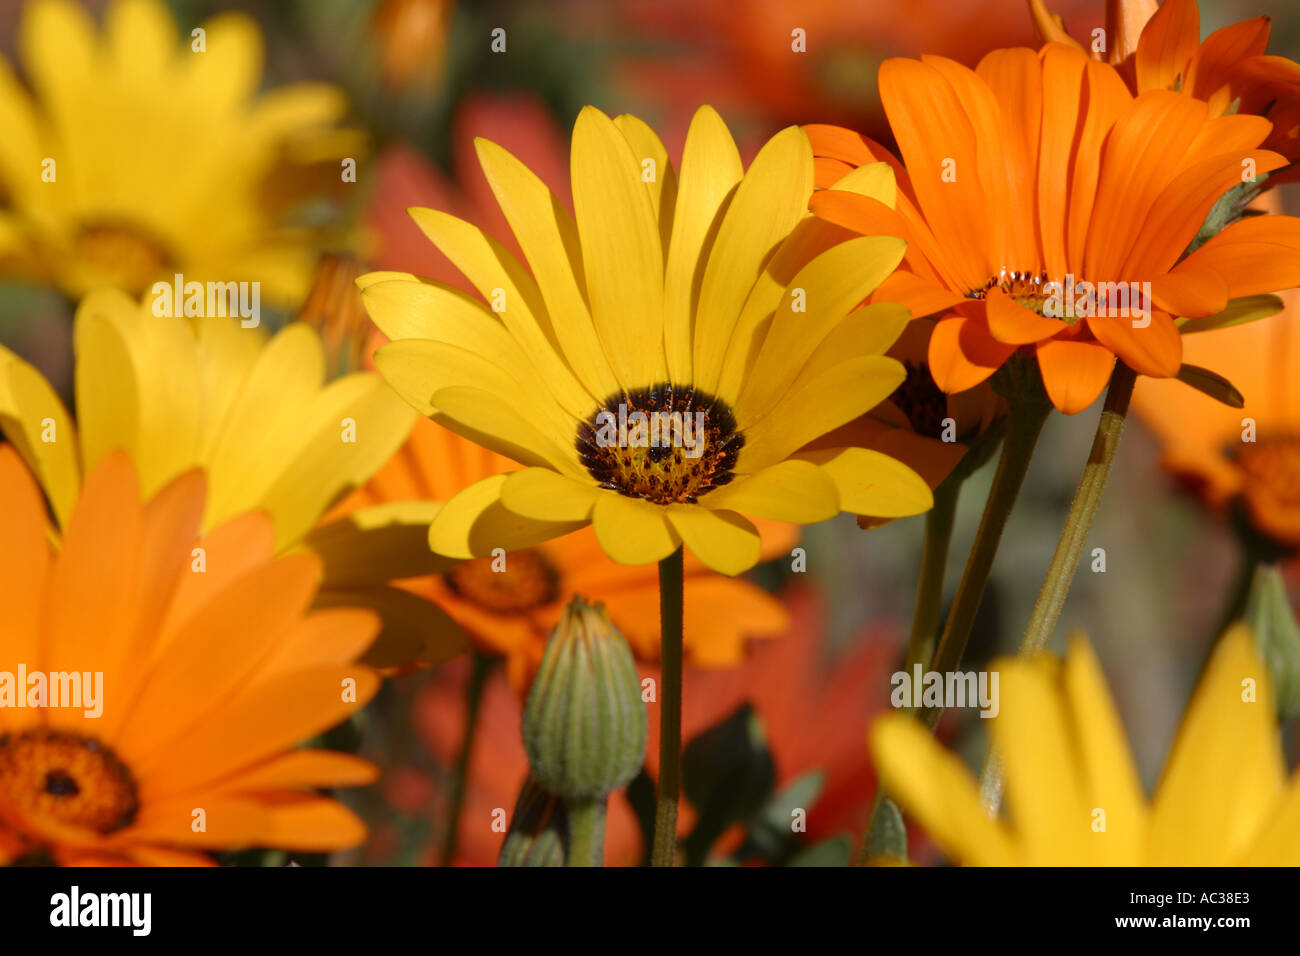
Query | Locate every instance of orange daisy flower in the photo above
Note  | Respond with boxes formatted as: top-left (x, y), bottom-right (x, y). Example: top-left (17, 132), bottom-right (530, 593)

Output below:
top-left (808, 42), bottom-right (1300, 414)
top-left (1032, 0), bottom-right (1300, 167)
top-left (1133, 282), bottom-right (1300, 551)
top-left (332, 416), bottom-right (794, 689)
top-left (0, 447), bottom-right (380, 866)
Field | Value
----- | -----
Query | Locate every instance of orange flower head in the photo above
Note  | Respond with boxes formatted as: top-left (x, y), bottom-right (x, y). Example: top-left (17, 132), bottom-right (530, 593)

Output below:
top-left (808, 42), bottom-right (1300, 414)
top-left (0, 447), bottom-right (380, 866)
top-left (1134, 276), bottom-right (1300, 552)
top-left (1031, 0), bottom-right (1300, 166)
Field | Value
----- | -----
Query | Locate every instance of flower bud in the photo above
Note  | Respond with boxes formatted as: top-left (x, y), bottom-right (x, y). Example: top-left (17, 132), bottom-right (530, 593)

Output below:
top-left (522, 597), bottom-right (647, 801)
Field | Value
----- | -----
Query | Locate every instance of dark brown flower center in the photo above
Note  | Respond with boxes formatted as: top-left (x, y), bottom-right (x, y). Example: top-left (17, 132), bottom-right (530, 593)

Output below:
top-left (444, 548), bottom-right (559, 614)
top-left (575, 383), bottom-right (742, 505)
top-left (892, 362), bottom-right (950, 439)
top-left (0, 729), bottom-right (139, 834)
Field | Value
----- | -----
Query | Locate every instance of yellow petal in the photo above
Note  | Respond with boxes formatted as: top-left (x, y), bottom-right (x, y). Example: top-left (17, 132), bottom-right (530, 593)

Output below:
top-left (0, 347), bottom-right (81, 527)
top-left (740, 235), bottom-right (906, 424)
top-left (1062, 633), bottom-right (1147, 864)
top-left (314, 585), bottom-right (467, 670)
top-left (614, 113), bottom-right (677, 253)
top-left (570, 106), bottom-right (666, 386)
top-left (429, 473), bottom-right (585, 559)
top-left (500, 467), bottom-right (600, 523)
top-left (663, 105), bottom-right (743, 383)
top-left (473, 137), bottom-right (618, 400)
top-left (991, 655), bottom-right (1091, 865)
top-left (431, 383), bottom-right (582, 477)
top-left (702, 459), bottom-right (838, 524)
top-left (73, 290), bottom-right (142, 477)
top-left (871, 714), bottom-right (1016, 866)
top-left (666, 504), bottom-right (760, 575)
top-left (302, 500), bottom-right (454, 588)
top-left (1149, 625), bottom-right (1286, 865)
top-left (407, 206), bottom-right (591, 419)
top-left (793, 447), bottom-right (932, 519)
top-left (591, 492), bottom-right (680, 565)
top-left (693, 125), bottom-right (813, 394)
top-left (738, 355), bottom-right (906, 472)
top-left (828, 161), bottom-right (898, 207)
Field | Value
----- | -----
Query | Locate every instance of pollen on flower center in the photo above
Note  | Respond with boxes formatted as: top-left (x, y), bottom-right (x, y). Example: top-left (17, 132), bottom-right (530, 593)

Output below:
top-left (73, 222), bottom-right (173, 295)
top-left (576, 383), bottom-right (743, 505)
top-left (0, 729), bottom-right (139, 835)
top-left (968, 268), bottom-right (1051, 314)
top-left (892, 362), bottom-right (950, 439)
top-left (444, 548), bottom-right (559, 614)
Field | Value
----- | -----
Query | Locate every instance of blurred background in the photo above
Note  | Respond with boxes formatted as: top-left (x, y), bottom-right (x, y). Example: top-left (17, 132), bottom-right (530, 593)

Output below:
top-left (2, 0), bottom-right (1298, 865)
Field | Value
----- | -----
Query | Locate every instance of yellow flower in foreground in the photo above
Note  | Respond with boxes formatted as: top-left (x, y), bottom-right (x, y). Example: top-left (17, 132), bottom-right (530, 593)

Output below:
top-left (0, 0), bottom-right (359, 301)
top-left (0, 289), bottom-right (459, 667)
top-left (0, 447), bottom-right (379, 865)
top-left (873, 627), bottom-right (1300, 865)
top-left (361, 105), bottom-right (932, 574)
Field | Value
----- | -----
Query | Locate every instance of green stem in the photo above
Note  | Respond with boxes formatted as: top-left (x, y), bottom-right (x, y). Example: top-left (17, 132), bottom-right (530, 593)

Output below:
top-left (565, 798), bottom-right (607, 867)
top-left (923, 397), bottom-right (1050, 729)
top-left (905, 477), bottom-right (963, 674)
top-left (979, 363), bottom-right (1138, 813)
top-left (1017, 363), bottom-right (1136, 657)
top-left (853, 478), bottom-right (961, 866)
top-left (651, 547), bottom-right (685, 867)
top-left (440, 651), bottom-right (492, 866)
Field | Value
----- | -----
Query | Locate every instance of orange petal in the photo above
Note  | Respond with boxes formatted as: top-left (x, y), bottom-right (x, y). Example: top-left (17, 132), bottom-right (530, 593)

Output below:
top-left (1189, 16), bottom-right (1271, 99)
top-left (1036, 338), bottom-right (1116, 414)
top-left (1134, 0), bottom-right (1200, 91)
top-left (1150, 269), bottom-right (1229, 317)
top-left (927, 311), bottom-right (1016, 393)
top-left (1174, 215), bottom-right (1300, 299)
top-left (1086, 309), bottom-right (1182, 378)
top-left (985, 288), bottom-right (1067, 345)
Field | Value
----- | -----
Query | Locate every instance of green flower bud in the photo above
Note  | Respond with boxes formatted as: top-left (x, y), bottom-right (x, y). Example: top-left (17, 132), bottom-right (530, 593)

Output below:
top-left (498, 776), bottom-right (567, 867)
top-left (522, 597), bottom-right (647, 802)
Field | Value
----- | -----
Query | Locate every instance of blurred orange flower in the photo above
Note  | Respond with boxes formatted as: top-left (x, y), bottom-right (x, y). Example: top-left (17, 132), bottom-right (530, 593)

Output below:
top-left (808, 43), bottom-right (1300, 414)
top-left (1134, 284), bottom-right (1300, 551)
top-left (0, 447), bottom-right (380, 866)
top-left (1032, 0), bottom-right (1300, 166)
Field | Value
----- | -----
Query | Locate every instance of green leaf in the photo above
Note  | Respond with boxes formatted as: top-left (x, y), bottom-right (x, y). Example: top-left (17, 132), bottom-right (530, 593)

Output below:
top-left (1175, 364), bottom-right (1244, 408)
top-left (681, 704), bottom-right (776, 865)
top-left (731, 770), bottom-right (825, 865)
top-left (1184, 175), bottom-right (1268, 255)
top-left (1176, 294), bottom-right (1285, 335)
top-left (789, 835), bottom-right (853, 867)
top-left (1243, 564), bottom-right (1300, 718)
top-left (866, 797), bottom-right (908, 864)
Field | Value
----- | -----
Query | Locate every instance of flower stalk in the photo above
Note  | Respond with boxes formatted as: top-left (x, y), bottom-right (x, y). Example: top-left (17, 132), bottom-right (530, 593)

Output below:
top-left (652, 547), bottom-right (685, 867)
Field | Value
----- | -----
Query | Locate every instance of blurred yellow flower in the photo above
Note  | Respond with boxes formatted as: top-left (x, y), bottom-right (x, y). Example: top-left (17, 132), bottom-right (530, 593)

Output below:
top-left (0, 447), bottom-right (380, 865)
top-left (0, 288), bottom-right (460, 667)
top-left (361, 105), bottom-right (932, 575)
top-left (0, 0), bottom-right (360, 301)
top-left (872, 627), bottom-right (1300, 865)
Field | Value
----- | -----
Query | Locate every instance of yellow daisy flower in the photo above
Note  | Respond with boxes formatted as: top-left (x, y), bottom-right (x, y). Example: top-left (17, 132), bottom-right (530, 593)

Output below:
top-left (0, 288), bottom-right (460, 667)
top-left (0, 0), bottom-right (359, 301)
top-left (872, 626), bottom-right (1300, 865)
top-left (0, 447), bottom-right (380, 866)
top-left (360, 105), bottom-right (933, 575)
